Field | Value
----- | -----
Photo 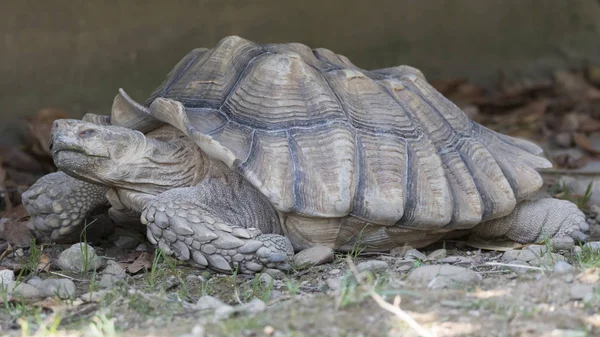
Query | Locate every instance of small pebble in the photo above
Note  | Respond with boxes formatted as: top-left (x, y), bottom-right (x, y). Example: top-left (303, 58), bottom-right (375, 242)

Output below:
top-left (292, 246), bottom-right (334, 270)
top-left (259, 273), bottom-right (274, 286)
top-left (440, 256), bottom-right (471, 264)
top-left (79, 289), bottom-right (109, 302)
top-left (427, 249), bottom-right (447, 260)
top-left (328, 268), bottom-right (341, 275)
top-left (570, 284), bottom-right (595, 302)
top-left (326, 277), bottom-right (342, 291)
top-left (98, 274), bottom-right (122, 288)
top-left (269, 290), bottom-right (282, 300)
top-left (197, 295), bottom-right (227, 311)
top-left (390, 245), bottom-right (413, 257)
top-left (407, 265), bottom-right (481, 288)
top-left (186, 275), bottom-right (200, 284)
top-left (37, 279), bottom-right (76, 299)
top-left (550, 237), bottom-right (575, 251)
top-left (58, 243), bottom-right (103, 273)
top-left (135, 243), bottom-right (151, 252)
top-left (113, 235), bottom-right (139, 249)
top-left (553, 261), bottom-right (574, 274)
top-left (501, 250), bottom-right (537, 263)
top-left (190, 325), bottom-right (205, 337)
top-left (102, 260), bottom-right (126, 277)
top-left (264, 268), bottom-right (286, 279)
top-left (396, 264), bottom-right (413, 272)
top-left (0, 270), bottom-right (15, 286)
top-left (404, 249), bottom-right (427, 261)
top-left (356, 260), bottom-right (389, 273)
top-left (9, 283), bottom-right (41, 299)
top-left (235, 298), bottom-right (266, 315)
top-left (525, 245), bottom-right (548, 257)
top-left (505, 260), bottom-right (532, 275)
top-left (214, 305), bottom-right (235, 320)
top-left (264, 326), bottom-right (275, 336)
top-left (583, 241), bottom-right (600, 252)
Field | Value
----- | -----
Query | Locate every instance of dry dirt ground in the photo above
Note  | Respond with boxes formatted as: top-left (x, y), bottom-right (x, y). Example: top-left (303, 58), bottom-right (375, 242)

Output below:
top-left (0, 239), bottom-right (599, 337)
top-left (2, 70), bottom-right (600, 337)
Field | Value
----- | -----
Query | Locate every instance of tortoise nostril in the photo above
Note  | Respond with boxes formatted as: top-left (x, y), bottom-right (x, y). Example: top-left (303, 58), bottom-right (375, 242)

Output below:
top-left (79, 129), bottom-right (97, 139)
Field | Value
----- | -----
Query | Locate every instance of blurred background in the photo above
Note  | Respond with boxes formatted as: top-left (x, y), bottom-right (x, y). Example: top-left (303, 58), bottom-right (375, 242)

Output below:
top-left (2, 0), bottom-right (600, 122)
top-left (2, 0), bottom-right (600, 204)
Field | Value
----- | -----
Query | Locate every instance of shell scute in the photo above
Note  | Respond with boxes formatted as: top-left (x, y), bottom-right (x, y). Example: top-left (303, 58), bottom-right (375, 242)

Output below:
top-left (142, 37), bottom-right (552, 230)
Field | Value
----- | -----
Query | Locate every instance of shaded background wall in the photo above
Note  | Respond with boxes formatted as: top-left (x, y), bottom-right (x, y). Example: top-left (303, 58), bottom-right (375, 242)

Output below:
top-left (2, 0), bottom-right (600, 123)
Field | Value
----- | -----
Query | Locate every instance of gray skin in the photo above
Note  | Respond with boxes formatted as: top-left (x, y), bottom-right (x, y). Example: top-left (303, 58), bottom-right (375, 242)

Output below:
top-left (24, 119), bottom-right (294, 273)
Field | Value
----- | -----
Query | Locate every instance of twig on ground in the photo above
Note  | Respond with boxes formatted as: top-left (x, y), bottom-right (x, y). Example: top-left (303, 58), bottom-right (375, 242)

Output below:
top-left (49, 271), bottom-right (88, 282)
top-left (345, 257), bottom-right (435, 337)
top-left (483, 262), bottom-right (544, 270)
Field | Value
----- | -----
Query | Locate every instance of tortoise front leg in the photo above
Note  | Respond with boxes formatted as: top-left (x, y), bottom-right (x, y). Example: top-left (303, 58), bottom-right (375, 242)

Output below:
top-left (140, 184), bottom-right (294, 274)
top-left (22, 172), bottom-right (109, 242)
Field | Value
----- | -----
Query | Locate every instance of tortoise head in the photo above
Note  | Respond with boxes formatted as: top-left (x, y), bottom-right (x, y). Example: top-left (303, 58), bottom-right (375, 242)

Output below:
top-left (50, 119), bottom-right (203, 193)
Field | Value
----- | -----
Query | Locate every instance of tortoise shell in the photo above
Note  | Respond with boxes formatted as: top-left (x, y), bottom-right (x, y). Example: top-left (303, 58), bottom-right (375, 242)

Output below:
top-left (118, 36), bottom-right (551, 230)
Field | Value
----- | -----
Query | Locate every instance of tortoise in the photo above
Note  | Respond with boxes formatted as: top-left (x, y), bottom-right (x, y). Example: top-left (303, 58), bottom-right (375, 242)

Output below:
top-left (22, 36), bottom-right (588, 273)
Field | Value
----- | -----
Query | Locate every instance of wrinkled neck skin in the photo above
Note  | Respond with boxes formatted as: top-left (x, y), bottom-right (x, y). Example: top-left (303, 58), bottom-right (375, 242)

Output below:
top-left (103, 132), bottom-right (208, 197)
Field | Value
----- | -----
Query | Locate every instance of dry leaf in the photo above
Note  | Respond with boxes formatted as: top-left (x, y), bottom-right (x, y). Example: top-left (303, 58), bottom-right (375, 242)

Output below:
top-left (37, 252), bottom-right (51, 272)
top-left (25, 108), bottom-right (68, 158)
top-left (124, 251), bottom-right (154, 274)
top-left (2, 204), bottom-right (29, 220)
top-left (2, 218), bottom-right (33, 247)
top-left (0, 243), bottom-right (13, 262)
top-left (464, 237), bottom-right (526, 251)
top-left (0, 156), bottom-right (11, 212)
top-left (573, 133), bottom-right (600, 155)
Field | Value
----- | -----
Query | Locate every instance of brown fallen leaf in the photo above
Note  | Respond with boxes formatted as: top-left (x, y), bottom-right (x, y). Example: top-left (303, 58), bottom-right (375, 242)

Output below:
top-left (1, 218), bottom-right (33, 247)
top-left (0, 243), bottom-right (13, 262)
top-left (25, 108), bottom-right (68, 158)
top-left (464, 237), bottom-right (526, 251)
top-left (573, 133), bottom-right (600, 155)
top-left (577, 115), bottom-right (600, 133)
top-left (1, 204), bottom-right (29, 220)
top-left (0, 159), bottom-right (10, 212)
top-left (37, 252), bottom-right (51, 272)
top-left (123, 251), bottom-right (155, 274)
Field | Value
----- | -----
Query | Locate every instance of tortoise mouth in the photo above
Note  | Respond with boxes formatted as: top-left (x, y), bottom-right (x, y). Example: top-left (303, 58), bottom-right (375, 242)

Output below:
top-left (51, 144), bottom-right (111, 159)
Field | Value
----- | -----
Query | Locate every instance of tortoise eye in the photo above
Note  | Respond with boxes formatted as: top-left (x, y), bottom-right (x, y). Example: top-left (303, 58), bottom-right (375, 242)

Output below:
top-left (79, 129), bottom-right (97, 139)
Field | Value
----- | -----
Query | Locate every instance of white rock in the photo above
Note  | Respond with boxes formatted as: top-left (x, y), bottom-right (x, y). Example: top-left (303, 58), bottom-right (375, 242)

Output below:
top-left (404, 249), bottom-right (427, 261)
top-left (235, 298), bottom-right (266, 315)
top-left (570, 284), bottom-right (595, 302)
top-left (407, 265), bottom-right (482, 288)
top-left (428, 249), bottom-right (447, 260)
top-left (356, 260), bottom-right (389, 273)
top-left (196, 295), bottom-right (227, 311)
top-left (501, 250), bottom-right (537, 263)
top-left (58, 243), bottom-right (103, 273)
top-left (553, 261), bottom-right (574, 274)
top-left (293, 246), bottom-right (334, 269)
top-left (36, 279), bottom-right (76, 299)
top-left (583, 241), bottom-right (600, 252)
top-left (0, 270), bottom-right (15, 286)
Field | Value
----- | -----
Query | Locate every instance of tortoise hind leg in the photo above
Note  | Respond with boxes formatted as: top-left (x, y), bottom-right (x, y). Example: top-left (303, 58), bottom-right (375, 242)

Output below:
top-left (140, 185), bottom-right (294, 274)
top-left (471, 198), bottom-right (588, 246)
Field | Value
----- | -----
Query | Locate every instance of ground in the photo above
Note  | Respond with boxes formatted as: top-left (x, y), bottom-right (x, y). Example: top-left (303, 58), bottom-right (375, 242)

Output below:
top-left (0, 238), bottom-right (599, 337)
top-left (2, 69), bottom-right (600, 337)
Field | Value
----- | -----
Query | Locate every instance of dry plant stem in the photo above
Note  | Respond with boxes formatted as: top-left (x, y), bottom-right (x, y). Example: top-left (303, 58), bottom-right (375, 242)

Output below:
top-left (345, 257), bottom-right (435, 337)
top-left (484, 262), bottom-right (544, 270)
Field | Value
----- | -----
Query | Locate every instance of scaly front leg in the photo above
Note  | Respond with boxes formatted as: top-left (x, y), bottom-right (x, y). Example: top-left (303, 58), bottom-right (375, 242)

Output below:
top-left (140, 185), bottom-right (294, 274)
top-left (22, 172), bottom-right (109, 242)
